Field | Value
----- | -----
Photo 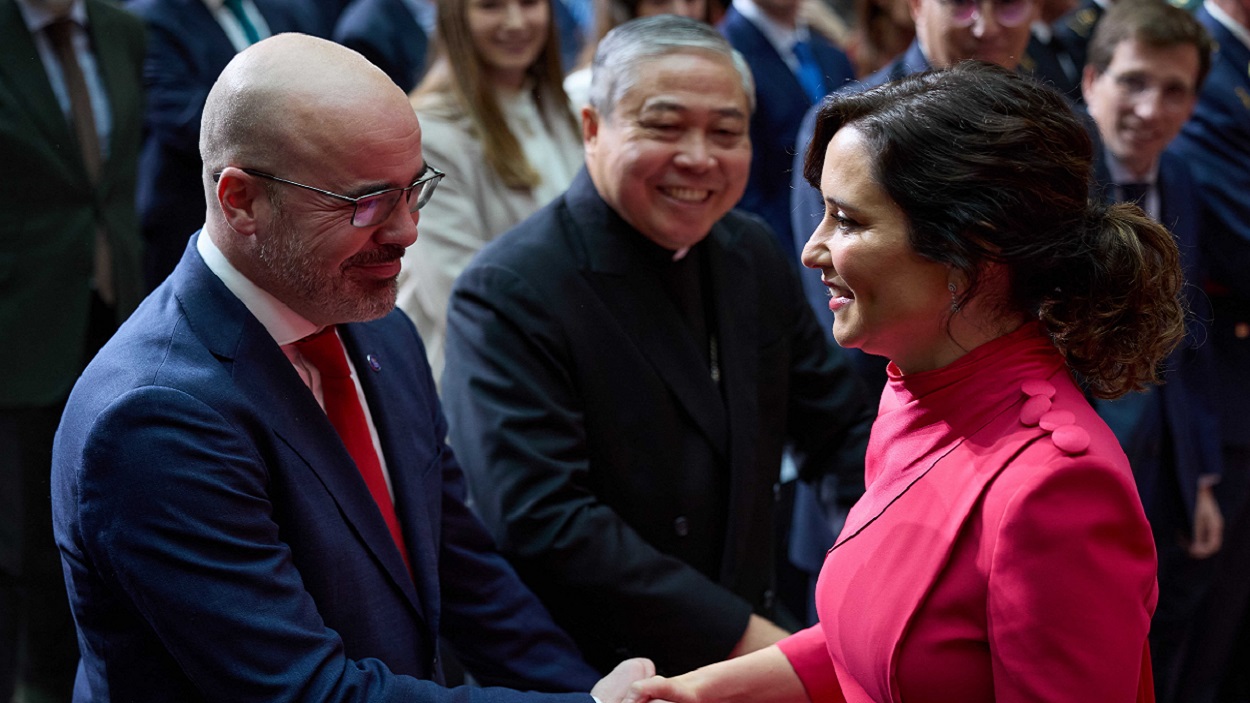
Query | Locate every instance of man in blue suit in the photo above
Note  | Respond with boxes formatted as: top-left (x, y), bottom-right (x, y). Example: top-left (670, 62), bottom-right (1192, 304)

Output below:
top-left (333, 0), bottom-right (432, 93)
top-left (1169, 0), bottom-right (1250, 699)
top-left (719, 0), bottom-right (853, 258)
top-left (52, 33), bottom-right (650, 702)
top-left (1080, 2), bottom-right (1224, 698)
top-left (124, 0), bottom-right (320, 290)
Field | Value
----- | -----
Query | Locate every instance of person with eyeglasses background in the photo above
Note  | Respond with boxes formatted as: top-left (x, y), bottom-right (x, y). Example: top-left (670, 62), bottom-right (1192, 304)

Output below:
top-left (1081, 2), bottom-right (1227, 700)
top-left (396, 0), bottom-right (584, 387)
top-left (50, 32), bottom-right (658, 702)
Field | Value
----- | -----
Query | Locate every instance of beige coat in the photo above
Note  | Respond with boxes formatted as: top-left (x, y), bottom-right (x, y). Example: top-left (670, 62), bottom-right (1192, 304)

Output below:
top-left (398, 92), bottom-right (583, 386)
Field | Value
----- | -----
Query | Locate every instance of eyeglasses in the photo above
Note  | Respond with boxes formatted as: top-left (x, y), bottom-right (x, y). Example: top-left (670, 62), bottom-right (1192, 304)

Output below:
top-left (938, 0), bottom-right (1033, 27)
top-left (1110, 72), bottom-right (1196, 110)
top-left (214, 165), bottom-right (446, 227)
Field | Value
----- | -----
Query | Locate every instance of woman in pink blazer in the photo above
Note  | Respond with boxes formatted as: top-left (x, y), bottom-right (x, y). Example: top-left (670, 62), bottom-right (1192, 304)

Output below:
top-left (625, 63), bottom-right (1183, 703)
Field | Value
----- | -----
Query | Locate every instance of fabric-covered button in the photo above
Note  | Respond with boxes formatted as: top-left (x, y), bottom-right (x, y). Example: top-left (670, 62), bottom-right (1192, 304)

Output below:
top-left (1051, 424), bottom-right (1091, 454)
top-left (1020, 395), bottom-right (1051, 426)
top-left (1021, 379), bottom-right (1056, 398)
top-left (1039, 410), bottom-right (1076, 431)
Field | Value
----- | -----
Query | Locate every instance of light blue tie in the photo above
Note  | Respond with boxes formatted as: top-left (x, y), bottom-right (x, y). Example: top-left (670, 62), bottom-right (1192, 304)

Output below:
top-left (223, 0), bottom-right (262, 45)
top-left (792, 40), bottom-right (827, 104)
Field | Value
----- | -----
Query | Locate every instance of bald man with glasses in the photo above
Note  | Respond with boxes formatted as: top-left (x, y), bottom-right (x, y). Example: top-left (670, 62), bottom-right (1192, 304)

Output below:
top-left (50, 33), bottom-right (653, 703)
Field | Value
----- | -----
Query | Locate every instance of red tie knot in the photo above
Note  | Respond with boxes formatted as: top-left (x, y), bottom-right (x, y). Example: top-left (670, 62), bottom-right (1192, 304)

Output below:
top-left (294, 326), bottom-right (351, 379)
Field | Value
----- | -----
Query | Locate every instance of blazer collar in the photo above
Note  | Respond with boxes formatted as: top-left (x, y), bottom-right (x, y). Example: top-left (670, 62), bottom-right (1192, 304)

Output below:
top-left (0, 0), bottom-right (77, 167)
top-left (170, 237), bottom-right (430, 626)
top-left (562, 170), bottom-right (735, 452)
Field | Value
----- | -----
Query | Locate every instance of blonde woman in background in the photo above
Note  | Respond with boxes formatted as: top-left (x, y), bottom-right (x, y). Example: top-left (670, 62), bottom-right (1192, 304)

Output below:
top-left (398, 0), bottom-right (582, 383)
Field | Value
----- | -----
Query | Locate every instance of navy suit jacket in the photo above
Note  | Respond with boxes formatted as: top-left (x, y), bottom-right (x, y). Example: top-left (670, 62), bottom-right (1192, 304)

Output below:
top-left (1051, 0), bottom-right (1103, 78)
top-left (1171, 6), bottom-right (1250, 446)
top-left (719, 6), bottom-right (853, 258)
top-left (333, 0), bottom-right (429, 93)
top-left (51, 236), bottom-right (598, 702)
top-left (124, 0), bottom-right (318, 290)
top-left (1023, 29), bottom-right (1080, 100)
top-left (1093, 152), bottom-right (1224, 526)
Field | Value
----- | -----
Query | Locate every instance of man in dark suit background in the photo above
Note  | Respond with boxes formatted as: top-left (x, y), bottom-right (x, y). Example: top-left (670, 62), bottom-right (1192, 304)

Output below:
top-left (52, 32), bottom-right (650, 702)
top-left (1080, 2), bottom-right (1225, 698)
top-left (1169, 0), bottom-right (1250, 699)
top-left (333, 0), bottom-right (433, 93)
top-left (442, 15), bottom-right (873, 677)
top-left (124, 0), bottom-right (319, 290)
top-left (718, 0), bottom-right (854, 258)
top-left (0, 0), bottom-right (145, 699)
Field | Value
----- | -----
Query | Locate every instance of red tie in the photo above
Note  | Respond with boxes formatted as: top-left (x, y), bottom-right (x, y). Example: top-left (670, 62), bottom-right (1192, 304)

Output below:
top-left (295, 327), bottom-right (411, 573)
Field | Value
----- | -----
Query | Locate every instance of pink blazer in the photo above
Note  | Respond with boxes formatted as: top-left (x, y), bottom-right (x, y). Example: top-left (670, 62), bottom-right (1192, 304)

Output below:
top-left (779, 327), bottom-right (1157, 703)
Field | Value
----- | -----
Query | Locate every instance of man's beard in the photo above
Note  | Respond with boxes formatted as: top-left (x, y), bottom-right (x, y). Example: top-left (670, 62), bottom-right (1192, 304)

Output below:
top-left (257, 208), bottom-right (402, 325)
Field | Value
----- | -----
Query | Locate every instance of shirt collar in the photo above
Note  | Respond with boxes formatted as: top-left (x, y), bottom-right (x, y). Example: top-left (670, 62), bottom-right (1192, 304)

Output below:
top-left (197, 230), bottom-right (321, 346)
top-left (1104, 151), bottom-right (1159, 186)
top-left (1206, 0), bottom-right (1250, 50)
top-left (733, 0), bottom-right (809, 51)
top-left (15, 0), bottom-right (88, 33)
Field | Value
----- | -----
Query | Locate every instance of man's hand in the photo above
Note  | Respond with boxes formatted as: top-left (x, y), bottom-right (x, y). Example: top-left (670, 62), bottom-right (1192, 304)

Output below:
top-left (1188, 484), bottom-right (1224, 559)
top-left (592, 658), bottom-right (658, 703)
top-left (727, 614), bottom-right (789, 658)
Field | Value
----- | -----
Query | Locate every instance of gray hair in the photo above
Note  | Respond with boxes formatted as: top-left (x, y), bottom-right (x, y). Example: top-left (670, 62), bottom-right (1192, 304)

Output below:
top-left (588, 15), bottom-right (756, 118)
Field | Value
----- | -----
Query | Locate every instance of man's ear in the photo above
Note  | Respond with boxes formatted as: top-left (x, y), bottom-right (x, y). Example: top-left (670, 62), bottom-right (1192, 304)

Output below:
top-left (215, 167), bottom-right (267, 236)
top-left (1080, 64), bottom-right (1099, 105)
top-left (581, 105), bottom-right (601, 150)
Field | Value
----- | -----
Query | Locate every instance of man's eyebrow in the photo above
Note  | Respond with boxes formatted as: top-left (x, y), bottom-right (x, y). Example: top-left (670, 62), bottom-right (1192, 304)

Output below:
top-left (638, 101), bottom-right (748, 120)
top-left (344, 164), bottom-right (429, 199)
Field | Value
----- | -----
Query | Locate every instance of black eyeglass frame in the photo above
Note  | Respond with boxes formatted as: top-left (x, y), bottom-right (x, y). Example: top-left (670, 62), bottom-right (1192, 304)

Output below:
top-left (213, 165), bottom-right (446, 227)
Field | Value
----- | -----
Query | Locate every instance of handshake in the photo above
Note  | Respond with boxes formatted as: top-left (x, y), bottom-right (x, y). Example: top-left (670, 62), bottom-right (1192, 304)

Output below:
top-left (591, 658), bottom-right (682, 703)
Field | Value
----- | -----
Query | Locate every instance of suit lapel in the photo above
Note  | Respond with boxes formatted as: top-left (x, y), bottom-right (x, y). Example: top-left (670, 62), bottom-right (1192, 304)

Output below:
top-left (339, 323), bottom-right (442, 631)
top-left (729, 9), bottom-right (809, 101)
top-left (0, 2), bottom-right (79, 177)
top-left (172, 240), bottom-right (427, 625)
top-left (565, 175), bottom-right (730, 452)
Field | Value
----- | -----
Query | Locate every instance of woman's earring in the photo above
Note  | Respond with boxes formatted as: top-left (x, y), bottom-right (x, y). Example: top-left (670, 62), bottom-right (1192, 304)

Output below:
top-left (948, 282), bottom-right (960, 313)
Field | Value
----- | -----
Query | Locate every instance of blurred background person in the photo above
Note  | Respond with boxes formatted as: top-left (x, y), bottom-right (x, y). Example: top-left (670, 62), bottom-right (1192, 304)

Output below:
top-left (1169, 0), bottom-right (1250, 699)
top-left (396, 0), bottom-right (582, 384)
top-left (720, 0), bottom-right (854, 258)
top-left (124, 0), bottom-right (318, 291)
top-left (333, 0), bottom-right (436, 93)
top-left (844, 0), bottom-right (912, 76)
top-left (628, 61), bottom-right (1181, 703)
top-left (0, 0), bottom-right (145, 700)
top-left (1021, 0), bottom-right (1079, 97)
top-left (563, 0), bottom-right (708, 108)
top-left (1080, 3), bottom-right (1225, 699)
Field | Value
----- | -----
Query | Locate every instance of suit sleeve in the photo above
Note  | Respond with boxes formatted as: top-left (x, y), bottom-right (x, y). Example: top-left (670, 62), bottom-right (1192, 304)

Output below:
top-left (423, 390), bottom-right (603, 691)
top-left (443, 261), bottom-right (755, 673)
top-left (985, 456), bottom-right (1156, 702)
top-left (70, 385), bottom-right (590, 703)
